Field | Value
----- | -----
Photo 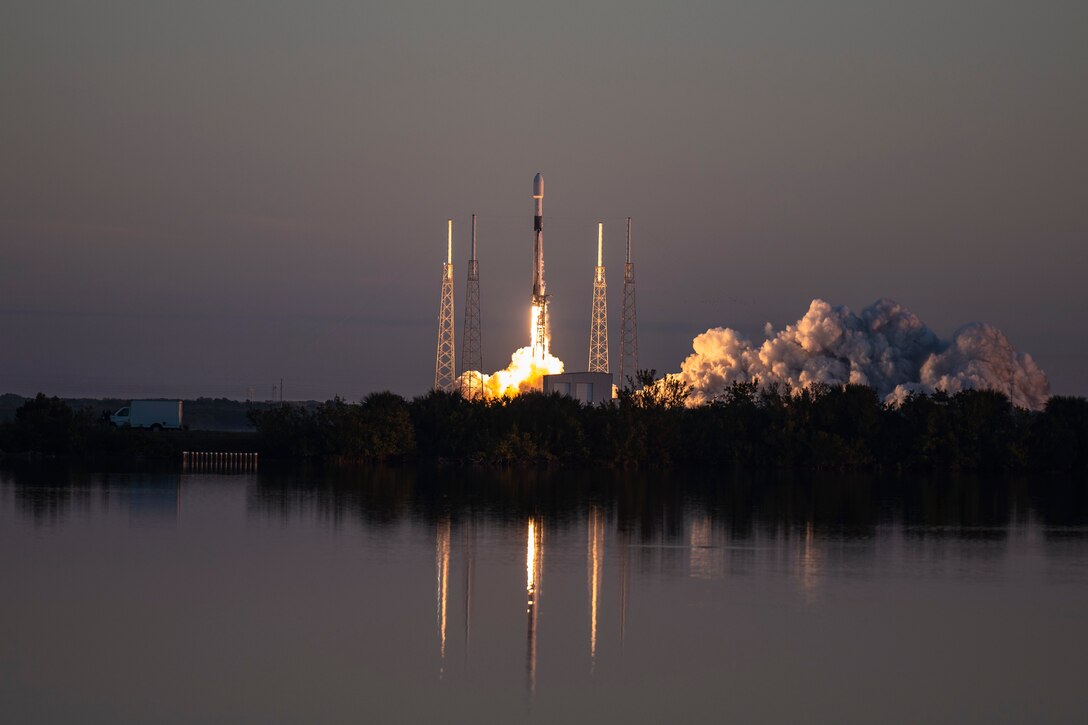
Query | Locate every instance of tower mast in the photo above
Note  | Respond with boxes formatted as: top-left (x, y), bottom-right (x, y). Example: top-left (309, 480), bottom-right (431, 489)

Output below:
top-left (434, 220), bottom-right (456, 391)
top-left (619, 217), bottom-right (639, 387)
top-left (588, 222), bottom-right (609, 373)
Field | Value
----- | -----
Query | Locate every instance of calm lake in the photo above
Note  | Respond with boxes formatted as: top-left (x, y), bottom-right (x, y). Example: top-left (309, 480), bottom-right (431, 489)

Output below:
top-left (2, 466), bottom-right (1087, 723)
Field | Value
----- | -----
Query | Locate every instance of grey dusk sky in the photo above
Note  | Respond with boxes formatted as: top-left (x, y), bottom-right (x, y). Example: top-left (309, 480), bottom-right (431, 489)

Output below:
top-left (2, 0), bottom-right (1086, 400)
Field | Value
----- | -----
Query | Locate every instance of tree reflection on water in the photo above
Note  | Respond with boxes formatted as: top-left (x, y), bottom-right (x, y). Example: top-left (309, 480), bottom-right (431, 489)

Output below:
top-left (4, 464), bottom-right (1088, 541)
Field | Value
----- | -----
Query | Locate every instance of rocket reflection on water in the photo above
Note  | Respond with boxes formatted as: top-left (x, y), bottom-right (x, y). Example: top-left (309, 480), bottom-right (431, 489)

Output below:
top-left (435, 519), bottom-right (450, 670)
top-left (588, 506), bottom-right (603, 668)
top-left (526, 516), bottom-right (543, 697)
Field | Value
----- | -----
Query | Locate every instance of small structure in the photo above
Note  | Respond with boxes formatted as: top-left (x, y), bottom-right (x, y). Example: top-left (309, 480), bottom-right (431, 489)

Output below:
top-left (543, 372), bottom-right (612, 405)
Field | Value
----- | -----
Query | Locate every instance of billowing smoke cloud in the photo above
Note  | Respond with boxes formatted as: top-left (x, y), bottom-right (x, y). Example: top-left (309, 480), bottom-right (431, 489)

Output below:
top-left (673, 299), bottom-right (1049, 410)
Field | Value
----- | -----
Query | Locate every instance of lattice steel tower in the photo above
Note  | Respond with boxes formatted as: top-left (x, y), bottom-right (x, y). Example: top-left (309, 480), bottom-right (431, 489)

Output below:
top-left (588, 222), bottom-right (609, 373)
top-left (619, 217), bottom-right (639, 387)
top-left (460, 214), bottom-right (483, 398)
top-left (434, 219), bottom-right (456, 392)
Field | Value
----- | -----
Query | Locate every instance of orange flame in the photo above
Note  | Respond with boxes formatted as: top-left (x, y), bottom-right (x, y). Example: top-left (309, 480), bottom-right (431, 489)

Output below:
top-left (459, 303), bottom-right (565, 398)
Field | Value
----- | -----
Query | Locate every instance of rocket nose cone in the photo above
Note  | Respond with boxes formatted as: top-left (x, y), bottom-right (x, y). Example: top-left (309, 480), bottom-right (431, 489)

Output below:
top-left (532, 173), bottom-right (544, 199)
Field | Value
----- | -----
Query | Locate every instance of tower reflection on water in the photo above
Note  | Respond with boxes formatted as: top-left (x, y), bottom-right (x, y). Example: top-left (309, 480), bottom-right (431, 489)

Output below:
top-left (462, 518), bottom-right (475, 666)
top-left (424, 507), bottom-right (822, 696)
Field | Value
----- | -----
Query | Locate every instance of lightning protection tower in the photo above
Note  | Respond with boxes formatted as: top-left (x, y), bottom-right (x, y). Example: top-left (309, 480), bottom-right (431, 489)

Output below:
top-left (434, 220), bottom-right (457, 392)
top-left (460, 214), bottom-right (483, 398)
top-left (619, 217), bottom-right (638, 387)
top-left (588, 223), bottom-right (609, 373)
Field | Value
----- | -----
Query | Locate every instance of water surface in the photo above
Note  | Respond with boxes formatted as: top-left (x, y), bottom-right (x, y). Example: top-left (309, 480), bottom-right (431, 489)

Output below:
top-left (2, 467), bottom-right (1087, 723)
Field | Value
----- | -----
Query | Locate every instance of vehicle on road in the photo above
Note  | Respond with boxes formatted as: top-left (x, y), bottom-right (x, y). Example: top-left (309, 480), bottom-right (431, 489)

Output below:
top-left (110, 400), bottom-right (184, 430)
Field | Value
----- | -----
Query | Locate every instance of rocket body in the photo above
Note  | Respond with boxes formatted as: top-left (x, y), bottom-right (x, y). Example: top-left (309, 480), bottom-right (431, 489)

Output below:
top-left (532, 173), bottom-right (545, 300)
top-left (530, 173), bottom-right (549, 359)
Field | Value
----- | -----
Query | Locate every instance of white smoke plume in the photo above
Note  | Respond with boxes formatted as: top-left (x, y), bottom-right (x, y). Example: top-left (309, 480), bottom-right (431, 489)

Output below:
top-left (673, 298), bottom-right (1049, 411)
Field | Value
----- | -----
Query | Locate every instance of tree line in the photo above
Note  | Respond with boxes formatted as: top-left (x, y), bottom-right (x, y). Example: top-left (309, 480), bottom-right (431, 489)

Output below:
top-left (248, 372), bottom-right (1088, 472)
top-left (0, 393), bottom-right (308, 431)
top-left (3, 375), bottom-right (1086, 472)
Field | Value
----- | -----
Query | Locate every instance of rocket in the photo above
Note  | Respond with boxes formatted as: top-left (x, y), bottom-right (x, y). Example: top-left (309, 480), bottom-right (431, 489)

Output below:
top-left (531, 173), bottom-right (545, 301)
top-left (529, 172), bottom-right (550, 358)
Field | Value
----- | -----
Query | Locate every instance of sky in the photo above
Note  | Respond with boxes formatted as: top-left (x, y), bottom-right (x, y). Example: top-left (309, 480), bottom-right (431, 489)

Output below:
top-left (2, 0), bottom-right (1086, 401)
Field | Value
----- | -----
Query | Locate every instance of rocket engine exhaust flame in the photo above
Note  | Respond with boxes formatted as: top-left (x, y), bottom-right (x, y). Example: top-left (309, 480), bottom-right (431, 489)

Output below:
top-left (530, 303), bottom-right (547, 355)
top-left (459, 344), bottom-right (564, 399)
top-left (671, 298), bottom-right (1049, 411)
top-left (456, 301), bottom-right (564, 399)
top-left (456, 303), bottom-right (563, 399)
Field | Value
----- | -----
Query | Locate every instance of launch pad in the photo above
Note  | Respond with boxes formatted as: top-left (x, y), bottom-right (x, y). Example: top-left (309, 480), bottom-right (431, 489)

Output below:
top-left (434, 172), bottom-right (639, 400)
